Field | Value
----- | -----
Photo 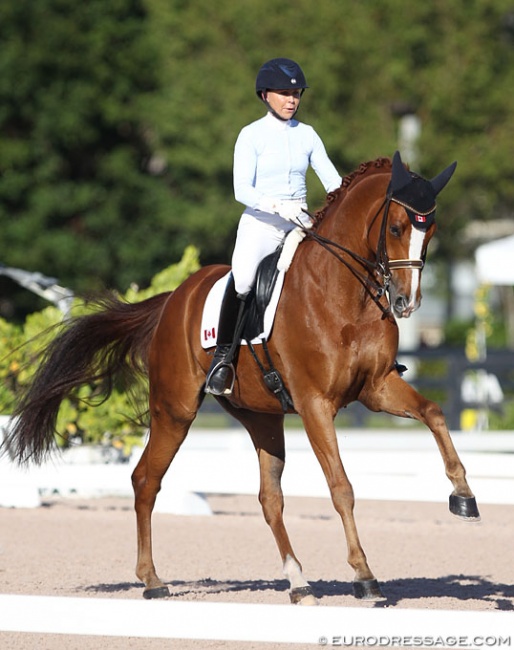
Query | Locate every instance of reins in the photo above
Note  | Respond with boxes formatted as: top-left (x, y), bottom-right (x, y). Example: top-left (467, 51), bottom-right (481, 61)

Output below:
top-left (301, 190), bottom-right (425, 317)
top-left (304, 216), bottom-right (391, 316)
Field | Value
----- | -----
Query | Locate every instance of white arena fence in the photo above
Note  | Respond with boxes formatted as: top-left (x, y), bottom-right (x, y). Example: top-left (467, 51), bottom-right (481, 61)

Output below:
top-left (0, 416), bottom-right (513, 513)
top-left (0, 594), bottom-right (512, 647)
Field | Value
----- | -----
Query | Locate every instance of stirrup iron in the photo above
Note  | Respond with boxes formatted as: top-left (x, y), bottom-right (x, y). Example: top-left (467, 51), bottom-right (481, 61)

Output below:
top-left (205, 358), bottom-right (236, 396)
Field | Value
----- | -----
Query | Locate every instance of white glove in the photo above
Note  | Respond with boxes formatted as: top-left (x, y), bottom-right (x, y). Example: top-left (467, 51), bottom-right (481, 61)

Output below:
top-left (296, 211), bottom-right (314, 229)
top-left (278, 201), bottom-right (305, 223)
top-left (279, 202), bottom-right (313, 229)
top-left (277, 227), bottom-right (307, 272)
top-left (255, 198), bottom-right (313, 228)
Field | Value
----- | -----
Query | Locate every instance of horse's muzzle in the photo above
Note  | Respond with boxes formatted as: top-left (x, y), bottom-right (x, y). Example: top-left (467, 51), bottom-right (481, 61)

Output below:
top-left (392, 294), bottom-right (419, 318)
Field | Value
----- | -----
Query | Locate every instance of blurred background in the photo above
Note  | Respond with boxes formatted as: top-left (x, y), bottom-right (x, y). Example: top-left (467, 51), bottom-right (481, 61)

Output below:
top-left (1, 0), bottom-right (514, 432)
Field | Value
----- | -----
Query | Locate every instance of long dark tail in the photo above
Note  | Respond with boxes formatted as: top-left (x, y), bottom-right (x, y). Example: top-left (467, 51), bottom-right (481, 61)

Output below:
top-left (3, 291), bottom-right (171, 465)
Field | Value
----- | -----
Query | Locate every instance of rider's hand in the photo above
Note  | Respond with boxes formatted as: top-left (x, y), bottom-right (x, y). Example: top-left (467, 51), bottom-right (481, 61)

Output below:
top-left (278, 202), bottom-right (311, 227)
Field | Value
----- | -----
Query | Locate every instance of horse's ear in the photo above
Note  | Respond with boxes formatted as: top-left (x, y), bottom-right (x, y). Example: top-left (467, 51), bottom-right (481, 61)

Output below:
top-left (430, 161), bottom-right (457, 196)
top-left (390, 150), bottom-right (412, 193)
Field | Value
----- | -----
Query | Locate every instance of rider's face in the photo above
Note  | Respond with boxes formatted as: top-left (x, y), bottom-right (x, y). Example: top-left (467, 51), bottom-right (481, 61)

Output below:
top-left (264, 89), bottom-right (302, 119)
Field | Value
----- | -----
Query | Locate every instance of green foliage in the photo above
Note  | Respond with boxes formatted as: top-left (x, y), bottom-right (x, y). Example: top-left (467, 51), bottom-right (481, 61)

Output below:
top-left (0, 306), bottom-right (64, 414)
top-left (445, 315), bottom-right (508, 349)
top-left (0, 247), bottom-right (200, 448)
top-left (0, 0), bottom-right (171, 304)
top-left (0, 0), bottom-right (511, 376)
top-left (1, 1), bottom-right (514, 323)
top-left (489, 399), bottom-right (514, 430)
top-left (124, 244), bottom-right (200, 302)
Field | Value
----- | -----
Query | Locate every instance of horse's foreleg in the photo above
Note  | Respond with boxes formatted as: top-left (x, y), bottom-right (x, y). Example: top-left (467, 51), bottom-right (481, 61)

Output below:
top-left (363, 373), bottom-right (480, 521)
top-left (131, 417), bottom-right (190, 599)
top-left (301, 405), bottom-right (384, 600)
top-left (219, 404), bottom-right (316, 605)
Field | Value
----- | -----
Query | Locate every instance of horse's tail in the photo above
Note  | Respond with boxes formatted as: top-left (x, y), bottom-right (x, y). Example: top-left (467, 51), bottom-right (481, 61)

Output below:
top-left (3, 291), bottom-right (171, 465)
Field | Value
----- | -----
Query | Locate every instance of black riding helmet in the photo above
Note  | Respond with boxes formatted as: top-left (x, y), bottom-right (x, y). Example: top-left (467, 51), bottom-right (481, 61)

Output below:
top-left (255, 58), bottom-right (308, 119)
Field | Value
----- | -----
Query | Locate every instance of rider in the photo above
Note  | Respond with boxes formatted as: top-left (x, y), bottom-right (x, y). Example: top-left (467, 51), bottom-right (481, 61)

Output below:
top-left (205, 57), bottom-right (342, 395)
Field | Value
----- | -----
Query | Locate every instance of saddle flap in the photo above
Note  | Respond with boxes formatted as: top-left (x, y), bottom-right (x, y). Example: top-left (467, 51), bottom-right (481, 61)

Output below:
top-left (200, 266), bottom-right (285, 349)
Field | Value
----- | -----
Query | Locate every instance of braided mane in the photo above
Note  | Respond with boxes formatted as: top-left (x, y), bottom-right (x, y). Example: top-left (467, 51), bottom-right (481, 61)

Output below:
top-left (314, 156), bottom-right (392, 226)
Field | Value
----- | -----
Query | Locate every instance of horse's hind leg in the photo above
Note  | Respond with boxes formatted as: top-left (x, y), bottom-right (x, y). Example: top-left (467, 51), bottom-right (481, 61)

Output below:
top-left (219, 403), bottom-right (317, 605)
top-left (131, 414), bottom-right (193, 599)
top-left (364, 373), bottom-right (480, 521)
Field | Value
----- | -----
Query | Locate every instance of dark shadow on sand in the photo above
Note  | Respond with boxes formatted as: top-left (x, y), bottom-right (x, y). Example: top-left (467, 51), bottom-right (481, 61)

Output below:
top-left (82, 574), bottom-right (514, 610)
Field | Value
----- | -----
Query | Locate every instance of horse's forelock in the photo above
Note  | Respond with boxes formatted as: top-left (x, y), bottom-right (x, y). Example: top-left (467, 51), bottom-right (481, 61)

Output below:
top-left (314, 157), bottom-right (392, 225)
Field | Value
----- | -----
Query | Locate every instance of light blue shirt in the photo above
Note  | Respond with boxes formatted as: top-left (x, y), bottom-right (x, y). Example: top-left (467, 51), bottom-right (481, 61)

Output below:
top-left (233, 112), bottom-right (342, 212)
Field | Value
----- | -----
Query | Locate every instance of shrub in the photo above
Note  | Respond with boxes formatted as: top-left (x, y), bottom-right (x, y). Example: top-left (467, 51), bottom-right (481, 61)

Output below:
top-left (0, 246), bottom-right (200, 452)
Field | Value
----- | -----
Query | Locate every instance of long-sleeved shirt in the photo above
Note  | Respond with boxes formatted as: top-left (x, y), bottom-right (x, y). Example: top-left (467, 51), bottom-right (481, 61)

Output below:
top-left (233, 112), bottom-right (342, 212)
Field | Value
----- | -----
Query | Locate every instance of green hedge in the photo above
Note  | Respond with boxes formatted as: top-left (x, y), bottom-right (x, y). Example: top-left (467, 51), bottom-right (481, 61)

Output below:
top-left (0, 246), bottom-right (200, 453)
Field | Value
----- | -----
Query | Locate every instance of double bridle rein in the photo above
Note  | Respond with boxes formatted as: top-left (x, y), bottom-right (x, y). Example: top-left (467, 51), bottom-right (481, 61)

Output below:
top-left (302, 192), bottom-right (427, 317)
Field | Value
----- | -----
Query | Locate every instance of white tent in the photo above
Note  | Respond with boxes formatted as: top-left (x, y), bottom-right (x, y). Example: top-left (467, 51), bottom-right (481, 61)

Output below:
top-left (475, 234), bottom-right (514, 286)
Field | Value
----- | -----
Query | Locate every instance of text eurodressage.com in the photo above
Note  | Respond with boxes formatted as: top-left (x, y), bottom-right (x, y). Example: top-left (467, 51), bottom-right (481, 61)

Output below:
top-left (318, 636), bottom-right (511, 647)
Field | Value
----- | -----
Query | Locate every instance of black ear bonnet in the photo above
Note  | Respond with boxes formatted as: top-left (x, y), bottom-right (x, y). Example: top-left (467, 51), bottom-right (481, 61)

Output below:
top-left (388, 151), bottom-right (457, 231)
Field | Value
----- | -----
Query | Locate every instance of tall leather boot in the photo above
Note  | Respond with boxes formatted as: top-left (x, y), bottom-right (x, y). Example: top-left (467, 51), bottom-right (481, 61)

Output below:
top-left (205, 275), bottom-right (246, 395)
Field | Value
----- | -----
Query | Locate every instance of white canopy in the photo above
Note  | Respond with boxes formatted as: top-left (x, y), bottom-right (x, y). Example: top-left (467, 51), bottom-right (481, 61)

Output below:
top-left (475, 234), bottom-right (514, 286)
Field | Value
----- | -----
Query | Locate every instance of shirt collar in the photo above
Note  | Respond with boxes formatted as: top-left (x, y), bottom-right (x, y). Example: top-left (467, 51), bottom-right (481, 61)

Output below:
top-left (265, 111), bottom-right (293, 130)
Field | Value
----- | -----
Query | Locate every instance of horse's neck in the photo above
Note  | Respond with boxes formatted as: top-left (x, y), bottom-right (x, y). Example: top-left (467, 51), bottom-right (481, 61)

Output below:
top-left (289, 174), bottom-right (389, 318)
top-left (317, 174), bottom-right (388, 258)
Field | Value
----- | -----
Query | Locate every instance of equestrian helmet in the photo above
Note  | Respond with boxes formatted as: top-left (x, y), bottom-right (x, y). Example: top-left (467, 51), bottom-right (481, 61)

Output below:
top-left (255, 58), bottom-right (308, 99)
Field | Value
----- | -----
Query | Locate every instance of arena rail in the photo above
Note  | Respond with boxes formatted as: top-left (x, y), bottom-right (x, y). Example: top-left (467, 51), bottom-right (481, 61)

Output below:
top-left (1, 422), bottom-right (513, 513)
top-left (0, 593), bottom-right (512, 646)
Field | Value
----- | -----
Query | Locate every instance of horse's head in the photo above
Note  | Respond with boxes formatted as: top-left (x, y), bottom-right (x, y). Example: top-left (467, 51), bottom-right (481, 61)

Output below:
top-left (311, 152), bottom-right (456, 319)
top-left (382, 151), bottom-right (456, 318)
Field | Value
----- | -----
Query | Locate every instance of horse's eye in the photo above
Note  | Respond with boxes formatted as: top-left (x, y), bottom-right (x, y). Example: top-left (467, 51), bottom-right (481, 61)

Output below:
top-left (389, 224), bottom-right (402, 237)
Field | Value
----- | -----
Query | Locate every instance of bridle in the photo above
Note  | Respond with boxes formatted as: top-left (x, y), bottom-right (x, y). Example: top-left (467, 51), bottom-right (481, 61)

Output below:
top-left (302, 191), bottom-right (429, 317)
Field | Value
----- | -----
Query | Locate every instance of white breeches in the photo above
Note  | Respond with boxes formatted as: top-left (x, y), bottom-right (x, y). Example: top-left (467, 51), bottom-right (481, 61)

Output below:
top-left (231, 211), bottom-right (295, 295)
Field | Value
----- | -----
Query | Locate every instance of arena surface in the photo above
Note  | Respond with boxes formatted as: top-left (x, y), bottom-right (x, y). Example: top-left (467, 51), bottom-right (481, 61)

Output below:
top-left (0, 428), bottom-right (513, 648)
top-left (0, 494), bottom-right (513, 649)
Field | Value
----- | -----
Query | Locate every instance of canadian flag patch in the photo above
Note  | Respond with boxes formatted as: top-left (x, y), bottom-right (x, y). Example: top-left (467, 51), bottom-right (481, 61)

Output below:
top-left (415, 214), bottom-right (426, 223)
top-left (203, 327), bottom-right (216, 342)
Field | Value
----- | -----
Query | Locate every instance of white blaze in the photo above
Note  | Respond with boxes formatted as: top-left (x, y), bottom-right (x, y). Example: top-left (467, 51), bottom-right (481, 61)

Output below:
top-left (408, 227), bottom-right (425, 305)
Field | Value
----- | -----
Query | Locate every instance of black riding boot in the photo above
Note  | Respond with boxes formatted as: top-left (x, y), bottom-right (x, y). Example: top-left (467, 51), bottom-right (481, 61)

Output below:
top-left (205, 275), bottom-right (246, 396)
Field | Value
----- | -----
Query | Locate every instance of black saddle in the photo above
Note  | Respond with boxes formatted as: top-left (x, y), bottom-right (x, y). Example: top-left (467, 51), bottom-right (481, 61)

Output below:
top-left (243, 243), bottom-right (283, 342)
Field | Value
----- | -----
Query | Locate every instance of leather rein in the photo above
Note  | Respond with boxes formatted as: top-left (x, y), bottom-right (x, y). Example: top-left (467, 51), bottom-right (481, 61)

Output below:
top-left (302, 193), bottom-right (426, 317)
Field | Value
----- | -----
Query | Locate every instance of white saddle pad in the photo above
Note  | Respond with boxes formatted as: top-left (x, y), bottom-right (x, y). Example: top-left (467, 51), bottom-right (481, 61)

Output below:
top-left (200, 271), bottom-right (285, 349)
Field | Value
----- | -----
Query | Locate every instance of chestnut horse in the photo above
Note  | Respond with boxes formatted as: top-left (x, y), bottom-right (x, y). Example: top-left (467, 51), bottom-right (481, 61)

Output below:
top-left (4, 152), bottom-right (480, 605)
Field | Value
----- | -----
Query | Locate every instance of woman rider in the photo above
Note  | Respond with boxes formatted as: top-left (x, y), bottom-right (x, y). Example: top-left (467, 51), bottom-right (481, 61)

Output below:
top-left (205, 58), bottom-right (342, 395)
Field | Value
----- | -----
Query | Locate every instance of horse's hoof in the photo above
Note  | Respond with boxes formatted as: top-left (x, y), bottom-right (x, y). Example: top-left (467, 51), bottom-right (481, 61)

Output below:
top-left (290, 586), bottom-right (318, 606)
top-left (449, 494), bottom-right (481, 521)
top-left (143, 585), bottom-right (170, 599)
top-left (353, 579), bottom-right (385, 600)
